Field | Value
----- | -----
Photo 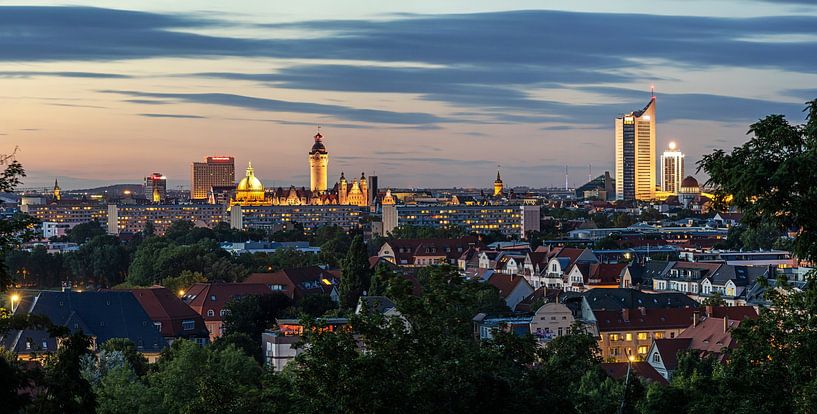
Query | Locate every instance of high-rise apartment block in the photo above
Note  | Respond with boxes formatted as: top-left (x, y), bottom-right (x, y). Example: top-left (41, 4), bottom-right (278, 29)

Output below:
top-left (191, 156), bottom-right (235, 200)
top-left (615, 96), bottom-right (656, 201)
top-left (660, 142), bottom-right (685, 194)
top-left (144, 172), bottom-right (167, 203)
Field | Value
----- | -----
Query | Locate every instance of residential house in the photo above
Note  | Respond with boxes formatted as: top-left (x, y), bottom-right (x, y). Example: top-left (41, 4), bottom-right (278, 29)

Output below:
top-left (244, 266), bottom-right (340, 302)
top-left (565, 263), bottom-right (627, 292)
top-left (530, 302), bottom-right (575, 342)
top-left (541, 247), bottom-right (599, 290)
top-left (378, 236), bottom-right (481, 267)
top-left (713, 212), bottom-right (743, 227)
top-left (594, 305), bottom-right (756, 363)
top-left (486, 273), bottom-right (535, 311)
top-left (472, 314), bottom-right (532, 340)
top-left (262, 317), bottom-right (350, 371)
top-left (2, 290), bottom-right (167, 362)
top-left (601, 362), bottom-right (668, 385)
top-left (182, 282), bottom-right (273, 341)
top-left (647, 307), bottom-right (757, 379)
top-left (130, 287), bottom-right (209, 345)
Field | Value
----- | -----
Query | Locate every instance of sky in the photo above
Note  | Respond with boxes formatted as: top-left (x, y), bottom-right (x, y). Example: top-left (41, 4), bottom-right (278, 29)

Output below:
top-left (2, 0), bottom-right (817, 190)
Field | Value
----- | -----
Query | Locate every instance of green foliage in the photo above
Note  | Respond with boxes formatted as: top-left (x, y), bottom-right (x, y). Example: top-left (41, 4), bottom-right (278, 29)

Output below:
top-left (222, 293), bottom-right (292, 361)
top-left (595, 237), bottom-right (620, 250)
top-left (127, 238), bottom-right (245, 285)
top-left (160, 270), bottom-right (207, 295)
top-left (389, 224), bottom-right (467, 239)
top-left (66, 220), bottom-right (106, 243)
top-left (296, 293), bottom-right (337, 318)
top-left (147, 340), bottom-right (262, 413)
top-left (338, 235), bottom-right (372, 309)
top-left (100, 338), bottom-right (149, 377)
top-left (701, 291), bottom-right (726, 306)
top-left (64, 235), bottom-right (130, 287)
top-left (0, 155), bottom-right (38, 292)
top-left (33, 332), bottom-right (97, 413)
top-left (0, 348), bottom-right (31, 411)
top-left (700, 99), bottom-right (817, 261)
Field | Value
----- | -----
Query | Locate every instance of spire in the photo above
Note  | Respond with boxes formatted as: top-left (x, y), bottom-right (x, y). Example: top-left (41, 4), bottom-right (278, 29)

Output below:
top-left (246, 161), bottom-right (254, 176)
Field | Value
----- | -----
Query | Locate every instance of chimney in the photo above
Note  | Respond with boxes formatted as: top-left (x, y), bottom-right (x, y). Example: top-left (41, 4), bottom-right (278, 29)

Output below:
top-left (705, 305), bottom-right (713, 317)
top-left (693, 310), bottom-right (700, 327)
top-left (723, 316), bottom-right (729, 333)
top-left (622, 308), bottom-right (630, 322)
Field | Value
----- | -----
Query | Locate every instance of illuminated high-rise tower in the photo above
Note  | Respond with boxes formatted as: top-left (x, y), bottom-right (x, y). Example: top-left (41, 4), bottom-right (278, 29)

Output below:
top-left (191, 157), bottom-right (235, 200)
top-left (309, 131), bottom-right (329, 192)
top-left (145, 172), bottom-right (167, 203)
top-left (660, 142), bottom-right (685, 194)
top-left (615, 94), bottom-right (656, 201)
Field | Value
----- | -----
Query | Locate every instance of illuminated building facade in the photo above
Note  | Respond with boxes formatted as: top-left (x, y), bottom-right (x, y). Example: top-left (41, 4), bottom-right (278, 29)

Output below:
top-left (107, 204), bottom-right (225, 235)
top-left (660, 142), bottom-right (685, 194)
top-left (21, 201), bottom-right (107, 224)
top-left (229, 204), bottom-right (365, 232)
top-left (493, 170), bottom-right (504, 196)
top-left (191, 156), bottom-right (235, 201)
top-left (615, 96), bottom-right (656, 201)
top-left (381, 204), bottom-right (540, 238)
top-left (144, 172), bottom-right (167, 203)
top-left (309, 132), bottom-right (329, 192)
top-left (52, 179), bottom-right (61, 201)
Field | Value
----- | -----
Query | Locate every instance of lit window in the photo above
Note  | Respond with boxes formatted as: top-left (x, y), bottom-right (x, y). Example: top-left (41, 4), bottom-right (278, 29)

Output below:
top-left (637, 332), bottom-right (648, 340)
top-left (625, 333), bottom-right (633, 341)
top-left (638, 346), bottom-right (648, 355)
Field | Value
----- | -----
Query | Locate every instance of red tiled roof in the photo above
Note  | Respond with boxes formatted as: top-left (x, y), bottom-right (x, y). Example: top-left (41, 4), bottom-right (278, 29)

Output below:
top-left (678, 317), bottom-right (743, 355)
top-left (595, 307), bottom-right (698, 332)
top-left (183, 282), bottom-right (272, 321)
top-left (244, 266), bottom-right (338, 300)
top-left (130, 286), bottom-right (208, 338)
top-left (486, 273), bottom-right (526, 299)
top-left (653, 338), bottom-right (694, 371)
top-left (601, 362), bottom-right (668, 384)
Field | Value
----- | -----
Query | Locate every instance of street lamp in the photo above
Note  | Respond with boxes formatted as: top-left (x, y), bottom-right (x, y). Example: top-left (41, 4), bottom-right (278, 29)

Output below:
top-left (618, 354), bottom-right (636, 414)
top-left (10, 293), bottom-right (20, 313)
top-left (178, 289), bottom-right (185, 297)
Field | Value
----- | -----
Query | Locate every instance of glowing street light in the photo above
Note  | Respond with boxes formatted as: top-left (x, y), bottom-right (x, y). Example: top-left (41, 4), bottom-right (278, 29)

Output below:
top-left (10, 293), bottom-right (20, 313)
top-left (178, 289), bottom-right (185, 297)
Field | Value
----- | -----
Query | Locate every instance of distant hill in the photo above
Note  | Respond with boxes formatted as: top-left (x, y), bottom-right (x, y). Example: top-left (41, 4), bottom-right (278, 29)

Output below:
top-left (66, 184), bottom-right (144, 197)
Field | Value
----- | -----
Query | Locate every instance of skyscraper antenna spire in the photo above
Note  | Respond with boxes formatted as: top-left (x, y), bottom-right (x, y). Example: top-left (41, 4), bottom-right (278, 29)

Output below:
top-left (565, 165), bottom-right (569, 191)
top-left (650, 84), bottom-right (655, 98)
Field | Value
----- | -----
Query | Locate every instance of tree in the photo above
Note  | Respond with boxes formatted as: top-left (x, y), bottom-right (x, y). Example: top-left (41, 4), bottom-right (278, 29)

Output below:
top-left (100, 338), bottom-right (149, 377)
top-left (701, 291), bottom-right (726, 306)
top-left (161, 270), bottom-right (206, 295)
top-left (66, 221), bottom-right (106, 244)
top-left (594, 237), bottom-right (620, 250)
top-left (0, 153), bottom-right (38, 291)
top-left (296, 293), bottom-right (337, 318)
top-left (31, 332), bottom-right (97, 413)
top-left (338, 235), bottom-right (372, 309)
top-left (221, 293), bottom-right (292, 361)
top-left (700, 99), bottom-right (817, 262)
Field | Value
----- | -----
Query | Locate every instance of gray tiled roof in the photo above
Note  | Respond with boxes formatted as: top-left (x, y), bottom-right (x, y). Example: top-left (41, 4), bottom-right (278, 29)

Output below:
top-left (2, 291), bottom-right (167, 355)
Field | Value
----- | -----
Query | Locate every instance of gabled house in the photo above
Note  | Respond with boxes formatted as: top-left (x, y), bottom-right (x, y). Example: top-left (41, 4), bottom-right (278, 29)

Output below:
top-left (486, 273), bottom-right (535, 311)
top-left (601, 362), bottom-right (668, 385)
top-left (622, 260), bottom-right (674, 289)
top-left (244, 266), bottom-right (340, 302)
top-left (541, 247), bottom-right (599, 290)
top-left (2, 290), bottom-right (167, 362)
top-left (700, 265), bottom-right (771, 305)
top-left (565, 263), bottom-right (627, 292)
top-left (530, 302), bottom-right (575, 342)
top-left (378, 236), bottom-right (481, 267)
top-left (651, 261), bottom-right (722, 294)
top-left (129, 286), bottom-right (209, 346)
top-left (478, 251), bottom-right (500, 269)
top-left (647, 307), bottom-right (757, 379)
top-left (182, 282), bottom-right (273, 341)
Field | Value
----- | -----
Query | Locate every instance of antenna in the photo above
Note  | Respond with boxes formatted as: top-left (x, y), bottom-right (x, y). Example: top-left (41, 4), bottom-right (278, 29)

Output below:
top-left (650, 84), bottom-right (655, 98)
top-left (564, 165), bottom-right (569, 191)
top-left (588, 164), bottom-right (592, 183)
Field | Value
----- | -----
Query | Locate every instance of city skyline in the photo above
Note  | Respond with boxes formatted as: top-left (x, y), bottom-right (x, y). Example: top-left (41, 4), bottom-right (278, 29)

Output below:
top-left (2, 1), bottom-right (817, 189)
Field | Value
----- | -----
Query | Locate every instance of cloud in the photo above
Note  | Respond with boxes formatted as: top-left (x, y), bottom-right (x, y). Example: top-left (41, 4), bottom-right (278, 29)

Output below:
top-left (0, 71), bottom-right (130, 79)
top-left (125, 99), bottom-right (172, 105)
top-left (103, 90), bottom-right (452, 125)
top-left (139, 113), bottom-right (206, 119)
top-left (48, 103), bottom-right (107, 109)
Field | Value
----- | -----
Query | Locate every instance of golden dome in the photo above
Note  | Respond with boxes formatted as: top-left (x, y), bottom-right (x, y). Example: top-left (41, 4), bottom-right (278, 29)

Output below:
top-left (237, 162), bottom-right (264, 192)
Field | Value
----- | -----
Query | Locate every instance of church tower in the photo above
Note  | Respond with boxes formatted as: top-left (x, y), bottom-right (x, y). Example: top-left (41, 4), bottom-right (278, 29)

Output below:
top-left (53, 178), bottom-right (62, 201)
top-left (309, 131), bottom-right (329, 192)
top-left (493, 170), bottom-right (504, 196)
top-left (359, 172), bottom-right (368, 206)
top-left (338, 172), bottom-right (348, 205)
